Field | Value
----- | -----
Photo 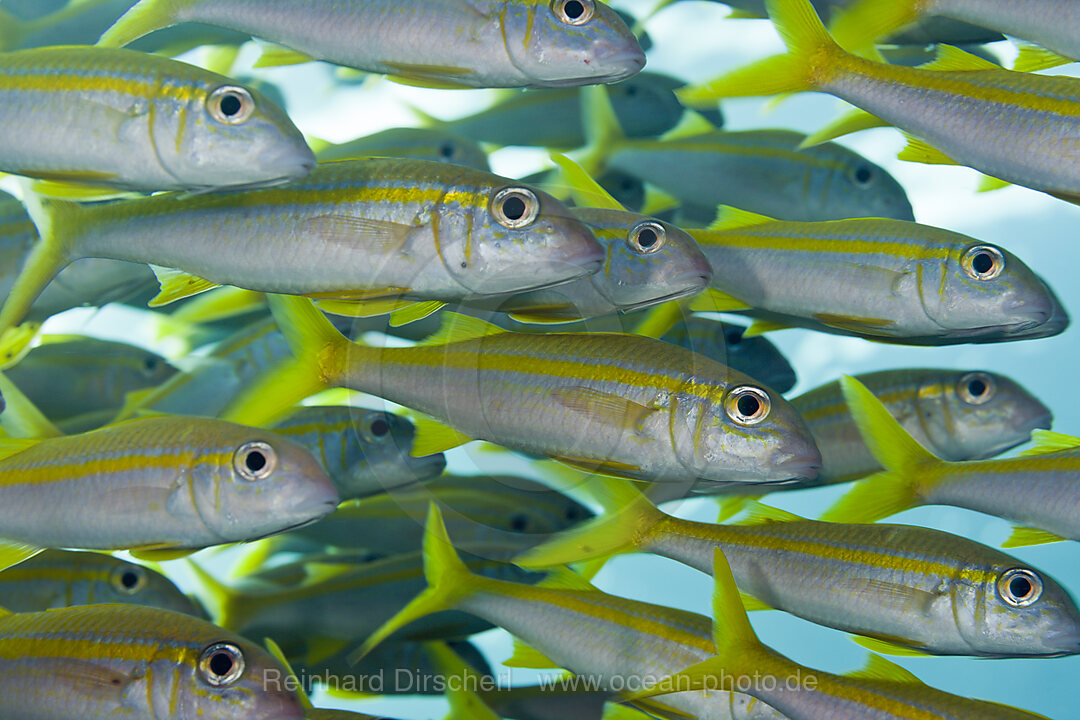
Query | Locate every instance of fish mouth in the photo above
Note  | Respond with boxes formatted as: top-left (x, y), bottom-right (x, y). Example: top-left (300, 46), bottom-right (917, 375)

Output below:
top-left (252, 500), bottom-right (340, 541)
top-left (617, 277), bottom-right (711, 313)
top-left (774, 453), bottom-right (822, 481)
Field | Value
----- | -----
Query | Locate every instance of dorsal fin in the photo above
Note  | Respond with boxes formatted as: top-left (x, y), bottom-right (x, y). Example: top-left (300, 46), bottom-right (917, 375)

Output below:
top-left (920, 44), bottom-right (1000, 72)
top-left (708, 205), bottom-right (777, 231)
top-left (420, 312), bottom-right (505, 346)
top-left (537, 568), bottom-right (599, 592)
top-left (845, 654), bottom-right (924, 684)
top-left (550, 154), bottom-right (624, 211)
top-left (735, 502), bottom-right (805, 525)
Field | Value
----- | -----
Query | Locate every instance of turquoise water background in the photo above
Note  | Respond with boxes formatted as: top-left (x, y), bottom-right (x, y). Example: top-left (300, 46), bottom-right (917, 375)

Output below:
top-left (23, 1), bottom-right (1080, 717)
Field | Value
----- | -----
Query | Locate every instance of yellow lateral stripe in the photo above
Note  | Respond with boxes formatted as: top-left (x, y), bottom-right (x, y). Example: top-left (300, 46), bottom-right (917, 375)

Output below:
top-left (798, 386), bottom-right (913, 422)
top-left (0, 449), bottom-right (232, 486)
top-left (0, 72), bottom-right (201, 105)
top-left (0, 634), bottom-right (190, 664)
top-left (696, 229), bottom-right (952, 258)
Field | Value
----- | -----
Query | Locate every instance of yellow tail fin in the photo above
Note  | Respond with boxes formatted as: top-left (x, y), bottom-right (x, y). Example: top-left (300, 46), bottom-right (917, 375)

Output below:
top-left (349, 504), bottom-right (478, 663)
top-left (97, 0), bottom-right (185, 47)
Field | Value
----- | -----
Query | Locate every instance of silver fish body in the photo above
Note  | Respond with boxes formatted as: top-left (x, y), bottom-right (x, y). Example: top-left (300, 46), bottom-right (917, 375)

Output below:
top-left (100, 0), bottom-right (646, 88)
top-left (0, 46), bottom-right (314, 192)
top-left (270, 406), bottom-right (446, 501)
top-left (7, 338), bottom-right (175, 422)
top-left (315, 127), bottom-right (490, 172)
top-left (0, 415), bottom-right (339, 550)
top-left (607, 129), bottom-right (914, 222)
top-left (0, 604), bottom-right (304, 720)
top-left (438, 73), bottom-right (697, 148)
top-left (695, 217), bottom-right (1055, 344)
top-left (0, 549), bottom-right (198, 615)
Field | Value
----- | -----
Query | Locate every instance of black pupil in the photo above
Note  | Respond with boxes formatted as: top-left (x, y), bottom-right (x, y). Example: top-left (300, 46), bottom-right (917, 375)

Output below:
top-left (144, 357), bottom-right (157, 371)
top-left (439, 142), bottom-right (455, 159)
top-left (737, 394), bottom-right (760, 417)
top-left (624, 84), bottom-right (638, 97)
top-left (564, 0), bottom-right (585, 19)
top-left (725, 329), bottom-right (743, 346)
top-left (855, 166), bottom-right (872, 184)
top-left (502, 195), bottom-right (527, 220)
top-left (1010, 576), bottom-right (1032, 599)
top-left (566, 506), bottom-right (580, 521)
top-left (370, 418), bottom-right (390, 437)
top-left (219, 93), bottom-right (243, 117)
top-left (120, 571), bottom-right (139, 589)
top-left (972, 252), bottom-right (994, 275)
top-left (510, 514), bottom-right (529, 531)
top-left (209, 652), bottom-right (233, 677)
top-left (245, 451), bottom-right (266, 473)
top-left (636, 227), bottom-right (658, 249)
top-left (968, 379), bottom-right (987, 397)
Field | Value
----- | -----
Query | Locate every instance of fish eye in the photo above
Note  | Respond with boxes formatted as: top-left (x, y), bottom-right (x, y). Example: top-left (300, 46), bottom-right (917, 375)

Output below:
top-left (142, 356), bottom-right (159, 374)
top-left (997, 568), bottom-right (1043, 607)
top-left (850, 164), bottom-right (875, 188)
top-left (552, 0), bottom-right (595, 25)
top-left (724, 386), bottom-right (771, 426)
top-left (198, 643), bottom-right (246, 687)
top-left (207, 85), bottom-right (255, 125)
top-left (233, 441), bottom-right (277, 481)
top-left (363, 412), bottom-right (393, 442)
top-left (509, 513), bottom-right (530, 531)
top-left (961, 245), bottom-right (1005, 280)
top-left (439, 142), bottom-right (456, 159)
top-left (110, 565), bottom-right (147, 595)
top-left (627, 221), bottom-right (666, 254)
top-left (957, 372), bottom-right (996, 405)
top-left (491, 187), bottom-right (540, 229)
top-left (724, 327), bottom-right (744, 346)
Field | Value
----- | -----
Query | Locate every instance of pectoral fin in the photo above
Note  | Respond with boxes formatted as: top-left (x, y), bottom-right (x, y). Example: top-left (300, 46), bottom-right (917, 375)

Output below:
top-left (411, 415), bottom-right (473, 455)
top-left (551, 386), bottom-right (657, 431)
top-left (149, 266), bottom-right (221, 306)
top-left (897, 134), bottom-right (958, 165)
top-left (301, 215), bottom-right (414, 252)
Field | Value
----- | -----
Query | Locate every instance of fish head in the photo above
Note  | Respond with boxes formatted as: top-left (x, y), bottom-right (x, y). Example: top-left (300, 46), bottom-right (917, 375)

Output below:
top-left (437, 180), bottom-right (604, 295)
top-left (189, 424), bottom-right (339, 544)
top-left (914, 370), bottom-right (1051, 461)
top-left (501, 1), bottom-right (645, 86)
top-left (922, 242), bottom-right (1053, 335)
top-left (156, 81), bottom-right (315, 190)
top-left (571, 208), bottom-right (712, 312)
top-left (670, 370), bottom-right (821, 484)
top-left (954, 565), bottom-right (1080, 657)
top-left (155, 623), bottom-right (305, 720)
top-left (336, 410), bottom-right (447, 501)
top-left (97, 557), bottom-right (202, 616)
top-left (807, 145), bottom-right (914, 221)
top-left (607, 73), bottom-right (688, 138)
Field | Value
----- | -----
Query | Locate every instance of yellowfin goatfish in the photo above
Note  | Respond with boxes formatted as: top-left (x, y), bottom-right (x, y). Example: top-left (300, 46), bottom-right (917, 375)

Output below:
top-left (98, 0), bottom-right (646, 88)
top-left (314, 128), bottom-right (491, 172)
top-left (794, 368), bottom-right (1051, 485)
top-left (0, 189), bottom-right (155, 323)
top-left (660, 318), bottom-right (796, 394)
top-left (0, 159), bottom-right (604, 334)
top-left (0, 415), bottom-right (338, 554)
top-left (583, 85), bottom-right (912, 222)
top-left (8, 336), bottom-right (175, 425)
top-left (689, 208), bottom-right (1055, 343)
top-left (0, 549), bottom-right (198, 615)
top-left (0, 46), bottom-right (314, 193)
top-left (422, 73), bottom-right (708, 149)
top-left (226, 296), bottom-right (821, 487)
top-left (191, 542), bottom-right (542, 656)
top-left (628, 550), bottom-right (1053, 720)
top-left (0, 603), bottom-right (305, 720)
top-left (518, 478), bottom-right (1080, 657)
top-left (822, 376), bottom-right (1080, 549)
top-left (260, 474), bottom-right (594, 560)
top-left (471, 207), bottom-right (712, 323)
top-left (356, 505), bottom-right (787, 720)
top-left (271, 406), bottom-right (447, 501)
top-left (680, 0), bottom-right (1080, 202)
top-left (833, 0), bottom-right (1080, 71)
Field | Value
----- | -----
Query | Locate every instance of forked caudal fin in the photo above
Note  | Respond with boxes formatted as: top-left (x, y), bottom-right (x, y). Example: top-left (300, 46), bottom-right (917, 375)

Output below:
top-left (0, 194), bottom-right (83, 336)
top-left (677, 0), bottom-right (844, 107)
top-left (818, 376), bottom-right (940, 523)
top-left (348, 504), bottom-right (478, 664)
top-left (219, 295), bottom-right (349, 427)
top-left (97, 0), bottom-right (188, 48)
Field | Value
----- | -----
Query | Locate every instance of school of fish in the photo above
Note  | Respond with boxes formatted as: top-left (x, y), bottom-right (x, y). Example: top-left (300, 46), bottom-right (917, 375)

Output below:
top-left (0, 0), bottom-right (1075, 718)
